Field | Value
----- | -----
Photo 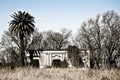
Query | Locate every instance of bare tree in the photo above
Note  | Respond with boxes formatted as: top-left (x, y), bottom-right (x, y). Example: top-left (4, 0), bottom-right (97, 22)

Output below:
top-left (76, 10), bottom-right (120, 68)
top-left (0, 31), bottom-right (19, 67)
top-left (27, 28), bottom-right (72, 51)
top-left (102, 11), bottom-right (120, 68)
top-left (28, 29), bottom-right (43, 50)
top-left (46, 28), bottom-right (72, 50)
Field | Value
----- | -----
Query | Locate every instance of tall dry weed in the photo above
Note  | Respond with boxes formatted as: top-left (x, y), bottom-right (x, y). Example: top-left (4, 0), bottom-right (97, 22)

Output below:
top-left (0, 67), bottom-right (119, 80)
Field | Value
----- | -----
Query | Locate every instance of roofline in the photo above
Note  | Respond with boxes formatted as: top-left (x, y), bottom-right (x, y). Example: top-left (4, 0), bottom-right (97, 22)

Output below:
top-left (42, 51), bottom-right (67, 53)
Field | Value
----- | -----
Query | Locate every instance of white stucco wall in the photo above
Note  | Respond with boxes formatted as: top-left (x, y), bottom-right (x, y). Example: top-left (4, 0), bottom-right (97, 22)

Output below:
top-left (41, 51), bottom-right (68, 67)
top-left (26, 51), bottom-right (69, 68)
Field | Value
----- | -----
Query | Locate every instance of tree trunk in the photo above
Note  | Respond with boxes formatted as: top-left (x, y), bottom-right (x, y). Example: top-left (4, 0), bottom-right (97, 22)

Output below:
top-left (20, 34), bottom-right (25, 66)
top-left (29, 50), bottom-right (34, 64)
top-left (21, 51), bottom-right (25, 66)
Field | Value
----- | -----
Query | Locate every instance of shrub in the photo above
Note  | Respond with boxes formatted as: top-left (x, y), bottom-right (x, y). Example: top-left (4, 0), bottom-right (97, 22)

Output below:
top-left (61, 58), bottom-right (68, 68)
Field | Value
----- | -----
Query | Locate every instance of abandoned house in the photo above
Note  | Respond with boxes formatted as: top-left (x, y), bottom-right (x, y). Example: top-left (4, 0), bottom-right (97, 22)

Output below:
top-left (25, 49), bottom-right (90, 68)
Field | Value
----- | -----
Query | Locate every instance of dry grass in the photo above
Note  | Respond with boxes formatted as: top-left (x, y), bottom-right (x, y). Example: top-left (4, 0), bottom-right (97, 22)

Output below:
top-left (0, 67), bottom-right (120, 80)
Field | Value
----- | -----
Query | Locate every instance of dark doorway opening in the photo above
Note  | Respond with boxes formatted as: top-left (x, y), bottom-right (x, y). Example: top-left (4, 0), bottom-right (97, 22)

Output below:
top-left (32, 59), bottom-right (39, 68)
top-left (52, 59), bottom-right (62, 68)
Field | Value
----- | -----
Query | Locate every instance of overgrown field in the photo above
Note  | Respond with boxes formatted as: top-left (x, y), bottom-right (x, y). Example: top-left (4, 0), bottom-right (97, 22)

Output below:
top-left (0, 67), bottom-right (120, 80)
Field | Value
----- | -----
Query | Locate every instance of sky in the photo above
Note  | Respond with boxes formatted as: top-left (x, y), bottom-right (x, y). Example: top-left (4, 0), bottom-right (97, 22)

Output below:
top-left (0, 0), bottom-right (120, 37)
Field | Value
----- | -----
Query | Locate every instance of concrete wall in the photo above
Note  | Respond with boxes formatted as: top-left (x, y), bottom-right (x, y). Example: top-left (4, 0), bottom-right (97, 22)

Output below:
top-left (26, 51), bottom-right (68, 68)
top-left (41, 51), bottom-right (68, 68)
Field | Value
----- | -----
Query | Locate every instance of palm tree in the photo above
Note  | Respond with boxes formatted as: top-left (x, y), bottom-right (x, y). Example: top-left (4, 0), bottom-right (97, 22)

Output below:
top-left (9, 11), bottom-right (35, 66)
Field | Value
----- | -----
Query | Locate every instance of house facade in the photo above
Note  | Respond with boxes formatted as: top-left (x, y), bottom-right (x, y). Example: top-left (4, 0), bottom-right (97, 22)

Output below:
top-left (25, 51), bottom-right (69, 68)
top-left (25, 50), bottom-right (90, 68)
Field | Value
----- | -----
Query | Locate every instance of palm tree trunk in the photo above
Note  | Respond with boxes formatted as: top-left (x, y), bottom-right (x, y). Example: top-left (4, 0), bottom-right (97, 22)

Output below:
top-left (20, 34), bottom-right (25, 66)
